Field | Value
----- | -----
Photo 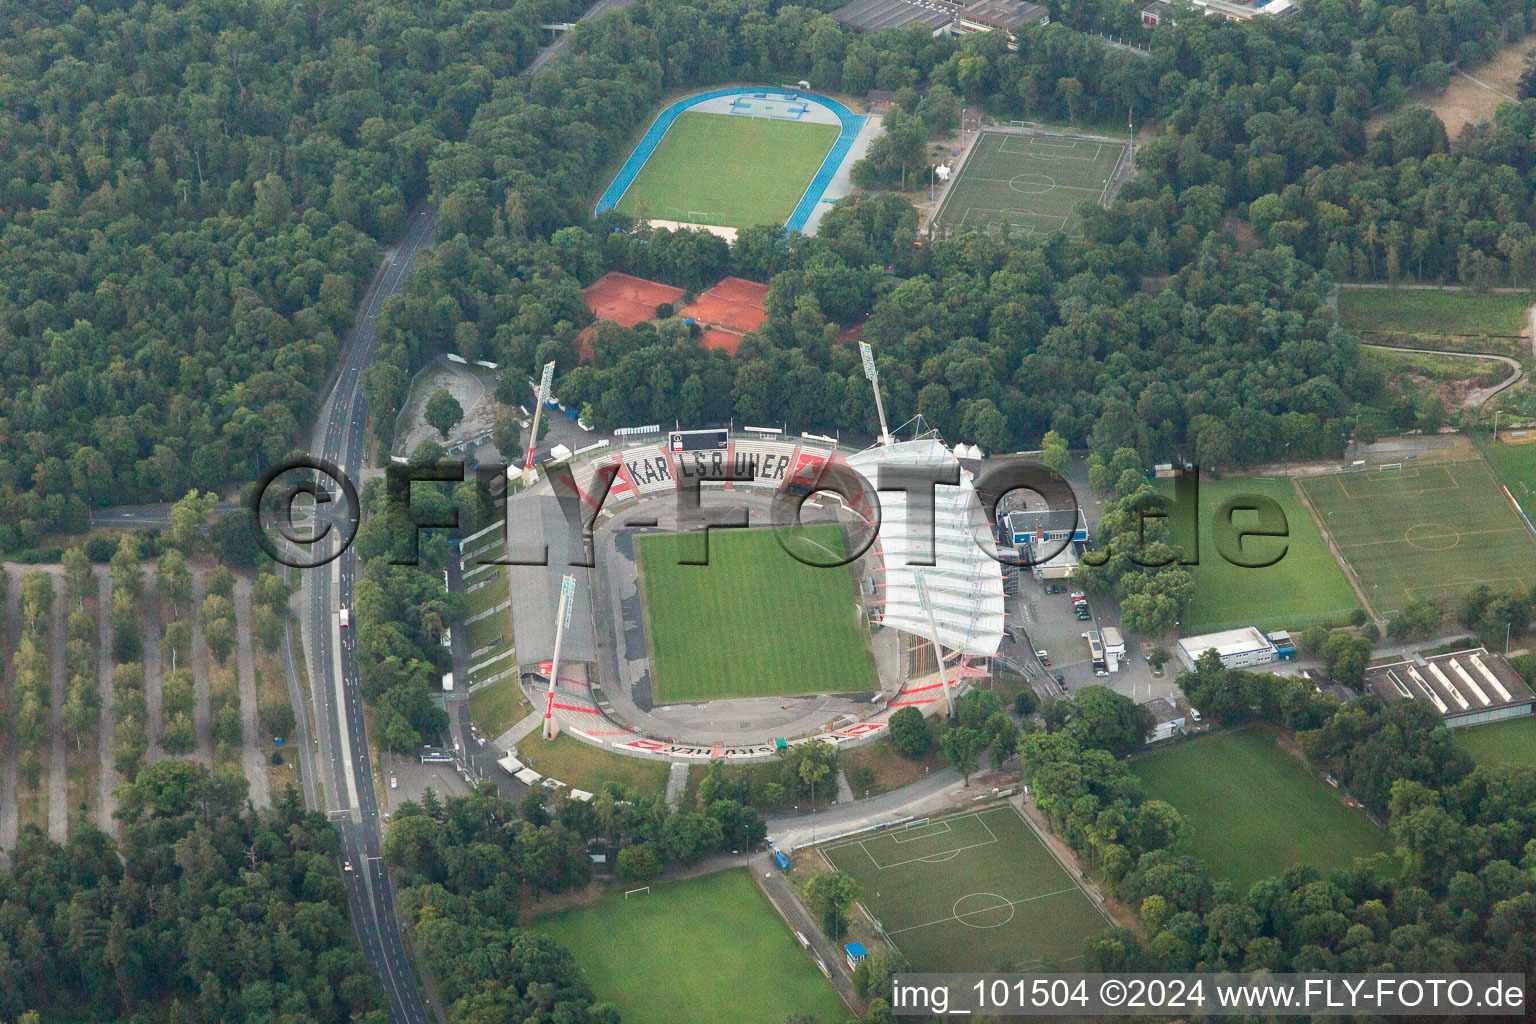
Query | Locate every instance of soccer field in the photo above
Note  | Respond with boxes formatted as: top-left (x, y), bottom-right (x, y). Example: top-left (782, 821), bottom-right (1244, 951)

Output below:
top-left (615, 111), bottom-right (838, 229)
top-left (1171, 477), bottom-right (1361, 633)
top-left (932, 129), bottom-right (1126, 237)
top-left (637, 525), bottom-right (876, 702)
top-left (1485, 438), bottom-right (1536, 521)
top-left (535, 870), bottom-right (846, 1024)
top-left (1456, 715), bottom-right (1536, 768)
top-left (1300, 457), bottom-right (1536, 614)
top-left (1133, 729), bottom-right (1391, 893)
top-left (822, 805), bottom-right (1109, 971)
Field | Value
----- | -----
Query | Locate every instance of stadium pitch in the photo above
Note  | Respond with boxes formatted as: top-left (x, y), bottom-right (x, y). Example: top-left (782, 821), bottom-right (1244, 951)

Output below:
top-left (1300, 456), bottom-right (1536, 614)
top-left (636, 524), bottom-right (876, 702)
top-left (1132, 728), bottom-right (1390, 894)
top-left (931, 128), bottom-right (1127, 237)
top-left (535, 869), bottom-right (846, 1024)
top-left (821, 805), bottom-right (1109, 971)
top-left (616, 111), bottom-right (838, 229)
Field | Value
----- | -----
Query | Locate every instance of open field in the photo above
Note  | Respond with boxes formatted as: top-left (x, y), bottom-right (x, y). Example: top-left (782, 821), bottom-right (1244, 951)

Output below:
top-left (516, 733), bottom-right (670, 798)
top-left (1485, 438), bottom-right (1536, 521)
top-left (1362, 348), bottom-right (1510, 389)
top-left (466, 673), bottom-right (529, 739)
top-left (1456, 715), bottom-right (1536, 767)
top-left (1167, 477), bottom-right (1360, 633)
top-left (822, 805), bottom-right (1108, 971)
top-left (616, 112), bottom-right (838, 230)
top-left (637, 525), bottom-right (874, 702)
top-left (1338, 288), bottom-right (1533, 338)
top-left (932, 129), bottom-right (1125, 237)
top-left (1132, 729), bottom-right (1390, 893)
top-left (535, 869), bottom-right (846, 1024)
top-left (1300, 457), bottom-right (1536, 613)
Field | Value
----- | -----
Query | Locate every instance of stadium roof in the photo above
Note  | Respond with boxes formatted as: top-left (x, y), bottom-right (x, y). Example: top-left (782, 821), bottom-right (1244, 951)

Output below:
top-left (848, 438), bottom-right (1006, 658)
top-left (1364, 648), bottom-right (1536, 722)
top-left (507, 495), bottom-right (597, 666)
top-left (831, 0), bottom-right (954, 32)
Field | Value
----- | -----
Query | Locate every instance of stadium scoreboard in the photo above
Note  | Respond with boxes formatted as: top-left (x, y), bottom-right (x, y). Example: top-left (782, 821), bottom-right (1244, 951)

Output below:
top-left (670, 428), bottom-right (728, 452)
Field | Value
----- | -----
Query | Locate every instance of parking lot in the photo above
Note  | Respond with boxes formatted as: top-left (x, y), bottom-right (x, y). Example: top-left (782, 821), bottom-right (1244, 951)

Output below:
top-left (1009, 578), bottom-right (1180, 705)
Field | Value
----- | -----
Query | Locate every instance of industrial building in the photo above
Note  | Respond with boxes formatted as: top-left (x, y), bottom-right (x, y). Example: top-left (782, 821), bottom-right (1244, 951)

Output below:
top-left (1363, 648), bottom-right (1535, 728)
top-left (1176, 626), bottom-right (1279, 671)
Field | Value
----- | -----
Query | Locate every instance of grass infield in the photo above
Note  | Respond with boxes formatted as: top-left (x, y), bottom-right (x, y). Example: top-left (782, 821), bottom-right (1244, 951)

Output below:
top-left (1300, 457), bottom-right (1536, 614)
top-left (932, 129), bottom-right (1125, 237)
top-left (1132, 729), bottom-right (1390, 893)
top-left (1455, 716), bottom-right (1536, 768)
top-left (1168, 477), bottom-right (1360, 633)
top-left (535, 869), bottom-right (846, 1024)
top-left (616, 111), bottom-right (838, 229)
top-left (821, 805), bottom-right (1108, 971)
top-left (637, 525), bottom-right (875, 702)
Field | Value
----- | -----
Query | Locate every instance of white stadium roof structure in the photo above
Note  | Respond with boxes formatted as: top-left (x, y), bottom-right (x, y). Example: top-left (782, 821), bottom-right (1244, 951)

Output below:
top-left (847, 438), bottom-right (1006, 657)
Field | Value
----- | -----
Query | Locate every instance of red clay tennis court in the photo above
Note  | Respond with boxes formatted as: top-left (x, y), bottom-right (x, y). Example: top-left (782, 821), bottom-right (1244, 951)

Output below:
top-left (579, 272), bottom-right (769, 358)
top-left (681, 276), bottom-right (768, 334)
top-left (583, 272), bottom-right (685, 328)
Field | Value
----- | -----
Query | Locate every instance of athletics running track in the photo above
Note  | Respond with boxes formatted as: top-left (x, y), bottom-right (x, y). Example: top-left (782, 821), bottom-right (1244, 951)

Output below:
top-left (594, 86), bottom-right (865, 234)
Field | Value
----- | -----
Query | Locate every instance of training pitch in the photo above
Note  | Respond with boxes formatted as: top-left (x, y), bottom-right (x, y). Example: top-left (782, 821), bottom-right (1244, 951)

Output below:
top-left (636, 524), bottom-right (875, 702)
top-left (535, 869), bottom-right (846, 1024)
top-left (1456, 715), bottom-right (1536, 768)
top-left (821, 805), bottom-right (1109, 971)
top-left (1133, 729), bottom-right (1391, 893)
top-left (1174, 477), bottom-right (1361, 633)
top-left (616, 111), bottom-right (838, 229)
top-left (1300, 456), bottom-right (1536, 614)
top-left (932, 128), bottom-right (1127, 237)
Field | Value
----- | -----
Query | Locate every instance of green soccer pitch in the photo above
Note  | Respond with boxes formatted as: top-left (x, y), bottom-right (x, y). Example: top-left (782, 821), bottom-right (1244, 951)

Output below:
top-left (615, 111), bottom-right (838, 229)
top-left (535, 870), bottom-right (847, 1024)
top-left (821, 805), bottom-right (1109, 971)
top-left (1300, 456), bottom-right (1536, 614)
top-left (1132, 729), bottom-right (1392, 893)
top-left (636, 525), bottom-right (876, 702)
top-left (1169, 477), bottom-right (1361, 634)
top-left (931, 129), bottom-right (1127, 237)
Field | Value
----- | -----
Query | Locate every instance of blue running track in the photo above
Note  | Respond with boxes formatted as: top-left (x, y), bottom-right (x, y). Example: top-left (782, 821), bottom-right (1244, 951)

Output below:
top-left (594, 86), bottom-right (865, 234)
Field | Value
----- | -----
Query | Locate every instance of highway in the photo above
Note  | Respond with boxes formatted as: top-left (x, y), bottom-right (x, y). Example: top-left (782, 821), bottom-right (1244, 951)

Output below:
top-left (299, 206), bottom-right (438, 1024)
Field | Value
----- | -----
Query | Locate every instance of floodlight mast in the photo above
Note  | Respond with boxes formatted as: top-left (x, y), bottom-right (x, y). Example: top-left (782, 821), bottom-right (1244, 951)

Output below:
top-left (914, 571), bottom-right (954, 717)
top-left (523, 360), bottom-right (557, 483)
top-left (542, 573), bottom-right (577, 740)
top-left (860, 342), bottom-right (893, 447)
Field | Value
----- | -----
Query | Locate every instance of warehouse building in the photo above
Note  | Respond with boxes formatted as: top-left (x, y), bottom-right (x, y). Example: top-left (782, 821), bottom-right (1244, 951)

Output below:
top-left (1176, 626), bottom-right (1278, 671)
top-left (1364, 648), bottom-right (1534, 728)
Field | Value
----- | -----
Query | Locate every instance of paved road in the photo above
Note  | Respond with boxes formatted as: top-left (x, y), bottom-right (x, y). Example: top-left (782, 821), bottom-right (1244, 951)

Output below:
top-left (526, 0), bottom-right (637, 74)
top-left (443, 551), bottom-right (518, 799)
top-left (297, 205), bottom-right (438, 1024)
top-left (234, 580), bottom-right (271, 809)
top-left (95, 569), bottom-right (118, 836)
top-left (766, 768), bottom-right (964, 851)
top-left (1360, 342), bottom-right (1523, 409)
top-left (88, 501), bottom-right (241, 529)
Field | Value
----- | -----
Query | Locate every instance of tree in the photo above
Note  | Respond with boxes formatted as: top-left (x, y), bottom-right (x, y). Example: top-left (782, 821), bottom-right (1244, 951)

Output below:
top-left (425, 388), bottom-right (464, 439)
top-left (168, 489), bottom-right (214, 551)
top-left (156, 549), bottom-right (192, 612)
top-left (62, 548), bottom-right (92, 609)
top-left (940, 726), bottom-right (984, 785)
top-left (1040, 697), bottom-right (1071, 733)
top-left (886, 706), bottom-right (930, 759)
top-left (804, 869), bottom-right (862, 940)
top-left (490, 415), bottom-right (523, 461)
top-left (1070, 685), bottom-right (1155, 757)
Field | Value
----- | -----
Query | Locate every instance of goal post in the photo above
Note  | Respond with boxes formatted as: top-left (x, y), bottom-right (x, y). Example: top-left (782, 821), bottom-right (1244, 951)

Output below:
top-left (624, 886), bottom-right (650, 898)
top-left (1380, 463), bottom-right (1404, 471)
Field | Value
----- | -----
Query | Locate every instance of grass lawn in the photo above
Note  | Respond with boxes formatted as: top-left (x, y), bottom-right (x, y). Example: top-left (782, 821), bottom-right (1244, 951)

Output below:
top-left (516, 734), bottom-right (670, 798)
top-left (536, 869), bottom-right (847, 1024)
top-left (465, 569), bottom-right (508, 617)
top-left (616, 111), bottom-right (838, 229)
top-left (1455, 716), bottom-right (1536, 768)
top-left (1132, 728), bottom-right (1390, 893)
top-left (1338, 288), bottom-right (1533, 337)
top-left (822, 805), bottom-right (1107, 971)
top-left (637, 525), bottom-right (875, 702)
top-left (1485, 438), bottom-right (1536, 521)
top-left (1163, 477), bottom-right (1360, 633)
top-left (466, 673), bottom-right (529, 740)
top-left (1300, 457), bottom-right (1536, 614)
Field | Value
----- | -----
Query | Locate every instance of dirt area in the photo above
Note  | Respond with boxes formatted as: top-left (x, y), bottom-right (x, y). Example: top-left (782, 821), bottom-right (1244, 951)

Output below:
top-left (393, 356), bottom-right (509, 457)
top-left (1368, 40), bottom-right (1530, 141)
top-left (841, 739), bottom-right (942, 799)
top-left (519, 879), bottom-right (612, 923)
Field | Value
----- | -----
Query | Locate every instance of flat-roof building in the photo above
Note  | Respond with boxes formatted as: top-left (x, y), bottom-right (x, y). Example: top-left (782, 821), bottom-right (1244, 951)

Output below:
top-left (1363, 648), bottom-right (1535, 728)
top-left (1177, 626), bottom-right (1278, 671)
top-left (1143, 696), bottom-right (1186, 743)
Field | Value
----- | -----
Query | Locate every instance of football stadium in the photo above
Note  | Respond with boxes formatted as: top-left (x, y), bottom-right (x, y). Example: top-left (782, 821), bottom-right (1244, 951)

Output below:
top-left (498, 428), bottom-right (1006, 762)
top-left (596, 87), bottom-right (865, 234)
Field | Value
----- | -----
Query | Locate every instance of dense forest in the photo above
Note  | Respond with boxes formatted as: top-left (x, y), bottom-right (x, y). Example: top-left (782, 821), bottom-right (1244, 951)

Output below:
top-left (0, 762), bottom-right (384, 1023)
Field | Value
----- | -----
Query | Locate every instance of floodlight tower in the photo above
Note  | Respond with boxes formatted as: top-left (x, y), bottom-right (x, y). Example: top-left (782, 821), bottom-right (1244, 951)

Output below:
top-left (914, 571), bottom-right (954, 717)
top-left (542, 573), bottom-right (577, 740)
top-left (522, 360), bottom-right (557, 485)
top-left (860, 341), bottom-right (893, 448)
